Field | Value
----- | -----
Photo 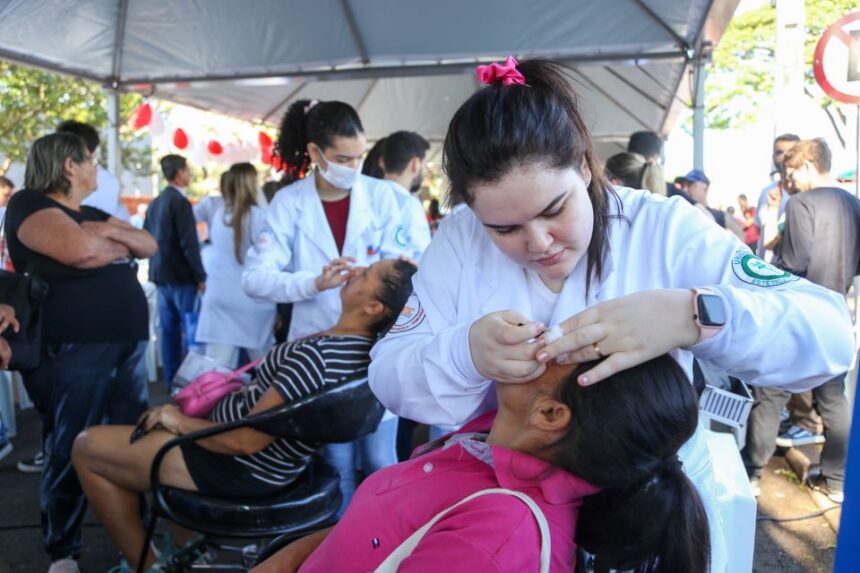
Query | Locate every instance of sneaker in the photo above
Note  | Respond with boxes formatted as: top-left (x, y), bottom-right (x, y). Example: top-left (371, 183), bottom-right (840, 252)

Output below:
top-left (0, 439), bottom-right (12, 462)
top-left (107, 559), bottom-right (165, 573)
top-left (48, 558), bottom-right (80, 573)
top-left (775, 424), bottom-right (825, 448)
top-left (18, 450), bottom-right (45, 473)
top-left (808, 474), bottom-right (844, 504)
top-left (749, 475), bottom-right (761, 497)
top-left (778, 407), bottom-right (792, 434)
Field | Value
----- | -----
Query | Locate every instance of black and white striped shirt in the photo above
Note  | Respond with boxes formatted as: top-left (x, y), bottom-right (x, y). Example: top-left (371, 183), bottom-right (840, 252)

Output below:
top-left (209, 335), bottom-right (374, 487)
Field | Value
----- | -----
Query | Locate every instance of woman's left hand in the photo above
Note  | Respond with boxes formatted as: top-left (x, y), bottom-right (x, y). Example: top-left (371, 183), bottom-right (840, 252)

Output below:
top-left (142, 404), bottom-right (186, 435)
top-left (535, 289), bottom-right (700, 386)
top-left (0, 304), bottom-right (20, 335)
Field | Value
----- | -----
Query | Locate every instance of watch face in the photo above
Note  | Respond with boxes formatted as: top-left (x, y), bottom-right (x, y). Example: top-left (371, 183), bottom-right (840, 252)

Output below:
top-left (697, 294), bottom-right (726, 327)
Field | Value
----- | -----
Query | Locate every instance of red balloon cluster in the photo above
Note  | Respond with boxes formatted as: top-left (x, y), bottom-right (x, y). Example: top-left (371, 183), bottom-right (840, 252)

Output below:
top-left (259, 131), bottom-right (275, 165)
top-left (172, 128), bottom-right (189, 150)
top-left (132, 103), bottom-right (153, 130)
top-left (207, 140), bottom-right (224, 156)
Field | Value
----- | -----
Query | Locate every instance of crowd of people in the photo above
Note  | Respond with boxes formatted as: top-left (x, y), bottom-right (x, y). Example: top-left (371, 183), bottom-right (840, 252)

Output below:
top-left (0, 56), bottom-right (856, 573)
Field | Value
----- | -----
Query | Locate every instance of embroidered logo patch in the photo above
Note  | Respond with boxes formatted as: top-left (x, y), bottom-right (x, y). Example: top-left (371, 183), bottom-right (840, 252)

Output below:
top-left (394, 225), bottom-right (408, 248)
top-left (731, 251), bottom-right (799, 287)
top-left (389, 294), bottom-right (426, 334)
top-left (255, 228), bottom-right (276, 253)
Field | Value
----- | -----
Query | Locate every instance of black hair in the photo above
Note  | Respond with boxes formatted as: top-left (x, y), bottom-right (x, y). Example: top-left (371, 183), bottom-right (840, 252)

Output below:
top-left (774, 133), bottom-right (800, 144)
top-left (0, 176), bottom-right (14, 189)
top-left (261, 179), bottom-right (286, 203)
top-left (553, 356), bottom-right (709, 573)
top-left (428, 198), bottom-right (442, 220)
top-left (57, 120), bottom-right (100, 153)
top-left (382, 131), bottom-right (429, 175)
top-left (443, 59), bottom-right (619, 293)
top-left (160, 154), bottom-right (187, 182)
top-left (627, 131), bottom-right (663, 159)
top-left (370, 259), bottom-right (418, 337)
top-left (276, 99), bottom-right (364, 181)
top-left (362, 138), bottom-right (387, 179)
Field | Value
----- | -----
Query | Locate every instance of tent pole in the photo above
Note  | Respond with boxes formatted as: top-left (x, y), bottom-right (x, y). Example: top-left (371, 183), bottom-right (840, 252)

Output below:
top-left (692, 55), bottom-right (706, 171)
top-left (106, 90), bottom-right (121, 178)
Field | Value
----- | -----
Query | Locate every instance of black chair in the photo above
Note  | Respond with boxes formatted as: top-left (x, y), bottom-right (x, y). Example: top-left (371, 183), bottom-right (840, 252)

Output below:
top-left (138, 375), bottom-right (385, 573)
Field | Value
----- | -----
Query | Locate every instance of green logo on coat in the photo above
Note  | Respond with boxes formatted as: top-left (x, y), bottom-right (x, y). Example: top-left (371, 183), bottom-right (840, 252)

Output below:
top-left (731, 252), bottom-right (799, 287)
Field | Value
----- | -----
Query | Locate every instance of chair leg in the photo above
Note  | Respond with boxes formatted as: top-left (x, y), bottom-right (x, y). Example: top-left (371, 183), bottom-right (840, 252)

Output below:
top-left (137, 514), bottom-right (158, 573)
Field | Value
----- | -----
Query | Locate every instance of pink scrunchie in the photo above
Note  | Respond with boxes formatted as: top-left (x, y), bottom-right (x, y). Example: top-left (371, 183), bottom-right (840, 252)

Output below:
top-left (475, 56), bottom-right (526, 86)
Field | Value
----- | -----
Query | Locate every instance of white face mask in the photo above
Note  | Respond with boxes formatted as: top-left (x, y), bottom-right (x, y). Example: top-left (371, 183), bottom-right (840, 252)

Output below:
top-left (315, 146), bottom-right (363, 190)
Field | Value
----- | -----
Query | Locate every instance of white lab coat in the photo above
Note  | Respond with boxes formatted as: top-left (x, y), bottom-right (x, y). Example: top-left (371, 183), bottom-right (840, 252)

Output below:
top-left (195, 202), bottom-right (274, 351)
top-left (370, 187), bottom-right (854, 573)
top-left (83, 167), bottom-right (128, 221)
top-left (385, 180), bottom-right (432, 261)
top-left (242, 173), bottom-right (407, 341)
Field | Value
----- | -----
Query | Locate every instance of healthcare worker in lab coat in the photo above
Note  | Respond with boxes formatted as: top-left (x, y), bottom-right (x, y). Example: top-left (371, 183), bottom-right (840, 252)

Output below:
top-left (369, 58), bottom-right (855, 572)
top-left (242, 99), bottom-right (408, 515)
top-left (196, 163), bottom-right (274, 368)
top-left (379, 131), bottom-right (433, 262)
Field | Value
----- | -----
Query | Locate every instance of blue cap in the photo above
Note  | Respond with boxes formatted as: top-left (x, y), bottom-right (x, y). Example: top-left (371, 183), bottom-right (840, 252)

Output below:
top-left (684, 169), bottom-right (710, 185)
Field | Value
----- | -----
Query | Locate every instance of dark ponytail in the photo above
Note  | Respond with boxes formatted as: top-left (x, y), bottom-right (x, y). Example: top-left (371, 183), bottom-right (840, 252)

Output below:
top-left (442, 59), bottom-right (620, 293)
top-left (551, 356), bottom-right (710, 572)
top-left (276, 99), bottom-right (364, 182)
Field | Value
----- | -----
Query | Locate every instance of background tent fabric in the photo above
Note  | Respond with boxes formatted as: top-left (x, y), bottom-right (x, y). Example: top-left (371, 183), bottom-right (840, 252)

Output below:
top-left (0, 0), bottom-right (740, 157)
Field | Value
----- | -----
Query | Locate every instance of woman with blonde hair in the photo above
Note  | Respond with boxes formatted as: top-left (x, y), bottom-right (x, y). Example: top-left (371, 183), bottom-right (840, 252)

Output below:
top-left (605, 152), bottom-right (666, 196)
top-left (196, 163), bottom-right (274, 367)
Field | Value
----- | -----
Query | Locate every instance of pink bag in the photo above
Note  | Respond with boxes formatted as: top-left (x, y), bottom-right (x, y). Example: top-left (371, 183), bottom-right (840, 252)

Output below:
top-left (175, 358), bottom-right (263, 418)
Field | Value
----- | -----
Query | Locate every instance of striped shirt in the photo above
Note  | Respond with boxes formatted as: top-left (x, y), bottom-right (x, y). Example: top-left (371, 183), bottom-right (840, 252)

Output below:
top-left (209, 335), bottom-right (374, 487)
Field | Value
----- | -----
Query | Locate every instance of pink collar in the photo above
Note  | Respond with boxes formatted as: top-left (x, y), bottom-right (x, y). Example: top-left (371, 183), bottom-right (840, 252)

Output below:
top-left (457, 411), bottom-right (601, 505)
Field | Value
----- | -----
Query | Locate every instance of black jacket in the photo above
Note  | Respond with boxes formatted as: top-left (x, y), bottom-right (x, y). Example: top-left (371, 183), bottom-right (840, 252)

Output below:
top-left (143, 186), bottom-right (206, 286)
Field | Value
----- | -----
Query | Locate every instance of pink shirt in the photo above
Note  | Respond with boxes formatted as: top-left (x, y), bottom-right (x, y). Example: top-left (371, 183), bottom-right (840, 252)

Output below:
top-left (300, 412), bottom-right (599, 572)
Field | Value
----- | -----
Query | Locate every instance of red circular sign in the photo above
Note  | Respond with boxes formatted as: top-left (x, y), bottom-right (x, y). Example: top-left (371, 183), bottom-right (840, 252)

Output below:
top-left (813, 11), bottom-right (860, 104)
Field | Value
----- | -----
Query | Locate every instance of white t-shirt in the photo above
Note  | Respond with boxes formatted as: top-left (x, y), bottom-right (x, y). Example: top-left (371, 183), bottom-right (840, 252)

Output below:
top-left (523, 268), bottom-right (560, 326)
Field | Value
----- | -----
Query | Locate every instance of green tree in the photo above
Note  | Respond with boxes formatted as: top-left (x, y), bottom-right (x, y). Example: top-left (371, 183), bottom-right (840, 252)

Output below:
top-left (706, 0), bottom-right (858, 129)
top-left (0, 61), bottom-right (150, 174)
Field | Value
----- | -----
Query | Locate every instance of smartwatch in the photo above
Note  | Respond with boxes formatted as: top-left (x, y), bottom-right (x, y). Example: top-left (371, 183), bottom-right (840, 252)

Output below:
top-left (691, 288), bottom-right (726, 343)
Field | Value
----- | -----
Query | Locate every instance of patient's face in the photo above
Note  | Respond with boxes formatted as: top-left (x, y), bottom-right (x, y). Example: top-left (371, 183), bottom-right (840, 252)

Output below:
top-left (495, 361), bottom-right (577, 417)
top-left (340, 259), bottom-right (396, 308)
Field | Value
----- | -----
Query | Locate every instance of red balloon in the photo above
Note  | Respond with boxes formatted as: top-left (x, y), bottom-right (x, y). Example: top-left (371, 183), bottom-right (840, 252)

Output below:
top-left (172, 128), bottom-right (189, 150)
top-left (271, 155), bottom-right (284, 171)
top-left (261, 147), bottom-right (273, 165)
top-left (207, 140), bottom-right (224, 155)
top-left (133, 103), bottom-right (152, 130)
top-left (258, 131), bottom-right (273, 148)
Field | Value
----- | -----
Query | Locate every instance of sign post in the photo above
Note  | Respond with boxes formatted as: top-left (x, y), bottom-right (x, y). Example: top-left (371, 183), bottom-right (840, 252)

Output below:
top-left (818, 10), bottom-right (860, 573)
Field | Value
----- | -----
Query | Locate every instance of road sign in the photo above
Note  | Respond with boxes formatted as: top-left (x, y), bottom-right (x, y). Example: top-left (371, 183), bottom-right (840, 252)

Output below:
top-left (813, 11), bottom-right (860, 104)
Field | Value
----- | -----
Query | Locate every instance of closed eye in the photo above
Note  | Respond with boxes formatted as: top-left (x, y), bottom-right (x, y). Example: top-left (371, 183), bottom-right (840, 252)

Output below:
top-left (483, 190), bottom-right (569, 235)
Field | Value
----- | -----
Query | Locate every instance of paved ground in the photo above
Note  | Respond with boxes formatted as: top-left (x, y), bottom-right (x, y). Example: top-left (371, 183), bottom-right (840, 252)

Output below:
top-left (0, 403), bottom-right (840, 573)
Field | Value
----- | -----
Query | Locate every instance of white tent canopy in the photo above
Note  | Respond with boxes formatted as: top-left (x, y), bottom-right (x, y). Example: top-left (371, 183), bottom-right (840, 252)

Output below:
top-left (0, 0), bottom-right (739, 157)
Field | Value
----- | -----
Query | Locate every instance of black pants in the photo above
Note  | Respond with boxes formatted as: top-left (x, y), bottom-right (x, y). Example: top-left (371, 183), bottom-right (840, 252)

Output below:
top-left (742, 375), bottom-right (850, 487)
top-left (22, 341), bottom-right (149, 560)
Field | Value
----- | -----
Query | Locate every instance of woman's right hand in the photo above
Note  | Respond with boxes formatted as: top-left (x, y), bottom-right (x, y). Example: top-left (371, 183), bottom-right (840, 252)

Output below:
top-left (315, 257), bottom-right (356, 291)
top-left (0, 304), bottom-right (20, 335)
top-left (468, 311), bottom-right (546, 383)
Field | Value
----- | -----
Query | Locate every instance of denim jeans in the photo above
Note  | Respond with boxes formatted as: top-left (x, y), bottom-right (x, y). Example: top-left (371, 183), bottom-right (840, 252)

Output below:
top-left (323, 417), bottom-right (398, 516)
top-left (22, 340), bottom-right (149, 560)
top-left (156, 283), bottom-right (199, 390)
